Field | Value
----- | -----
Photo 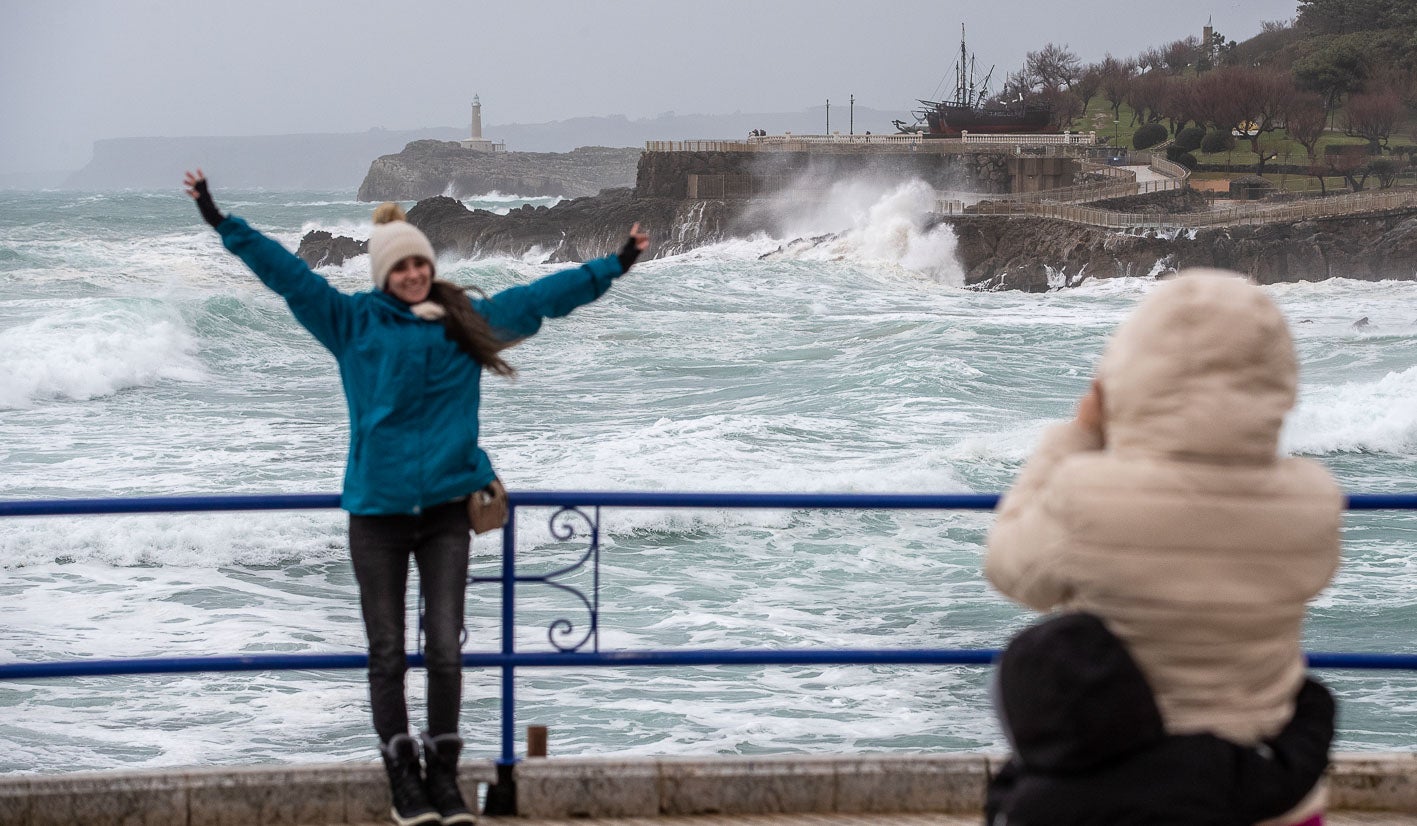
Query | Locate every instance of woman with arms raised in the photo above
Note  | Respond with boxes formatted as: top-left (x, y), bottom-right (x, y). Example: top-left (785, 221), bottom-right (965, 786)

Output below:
top-left (185, 170), bottom-right (648, 826)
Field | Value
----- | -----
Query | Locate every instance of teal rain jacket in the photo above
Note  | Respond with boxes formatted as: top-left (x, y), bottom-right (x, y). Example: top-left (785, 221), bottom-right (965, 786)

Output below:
top-left (218, 215), bottom-right (626, 515)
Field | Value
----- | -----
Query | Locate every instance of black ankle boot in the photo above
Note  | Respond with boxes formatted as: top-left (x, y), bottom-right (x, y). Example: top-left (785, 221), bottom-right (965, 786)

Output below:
top-left (379, 734), bottom-right (440, 826)
top-left (420, 731), bottom-right (475, 825)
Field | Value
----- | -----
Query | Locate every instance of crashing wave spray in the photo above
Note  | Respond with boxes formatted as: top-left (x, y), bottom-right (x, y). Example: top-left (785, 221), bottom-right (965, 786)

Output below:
top-left (753, 178), bottom-right (966, 285)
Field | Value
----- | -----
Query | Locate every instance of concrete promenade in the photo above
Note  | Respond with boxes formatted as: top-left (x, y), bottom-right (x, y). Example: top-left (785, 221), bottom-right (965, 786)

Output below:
top-left (506, 815), bottom-right (1414, 825)
top-left (4, 753), bottom-right (1417, 825)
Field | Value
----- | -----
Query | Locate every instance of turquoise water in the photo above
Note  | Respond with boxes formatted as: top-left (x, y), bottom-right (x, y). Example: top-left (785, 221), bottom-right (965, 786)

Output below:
top-left (1, 188), bottom-right (1415, 774)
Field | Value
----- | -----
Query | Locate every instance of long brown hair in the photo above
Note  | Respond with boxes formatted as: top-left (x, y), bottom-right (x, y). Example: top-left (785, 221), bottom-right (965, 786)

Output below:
top-left (428, 280), bottom-right (516, 377)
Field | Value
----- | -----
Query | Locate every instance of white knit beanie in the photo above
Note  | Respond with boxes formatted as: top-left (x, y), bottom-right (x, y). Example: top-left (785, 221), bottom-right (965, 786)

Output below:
top-left (368, 203), bottom-right (436, 290)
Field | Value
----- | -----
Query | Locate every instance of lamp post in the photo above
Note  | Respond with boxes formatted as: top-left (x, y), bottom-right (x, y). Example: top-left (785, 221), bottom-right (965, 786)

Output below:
top-left (1114, 119), bottom-right (1121, 159)
top-left (850, 94), bottom-right (855, 135)
top-left (826, 99), bottom-right (830, 134)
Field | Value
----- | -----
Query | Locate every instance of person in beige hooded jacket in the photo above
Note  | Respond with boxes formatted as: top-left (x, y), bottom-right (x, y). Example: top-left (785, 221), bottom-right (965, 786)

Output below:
top-left (985, 270), bottom-right (1343, 824)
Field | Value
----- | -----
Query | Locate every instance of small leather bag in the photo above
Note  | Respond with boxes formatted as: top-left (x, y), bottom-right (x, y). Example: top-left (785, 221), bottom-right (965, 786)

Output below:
top-left (468, 478), bottom-right (508, 535)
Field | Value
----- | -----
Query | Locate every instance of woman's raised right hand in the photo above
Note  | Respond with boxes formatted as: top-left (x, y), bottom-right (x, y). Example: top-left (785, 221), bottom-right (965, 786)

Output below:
top-left (183, 169), bottom-right (225, 228)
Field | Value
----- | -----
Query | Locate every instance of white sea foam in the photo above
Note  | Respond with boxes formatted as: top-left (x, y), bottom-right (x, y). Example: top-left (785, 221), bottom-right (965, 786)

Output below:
top-left (1285, 364), bottom-right (1417, 455)
top-left (466, 191), bottom-right (566, 206)
top-left (6, 190), bottom-right (1417, 772)
top-left (0, 301), bottom-right (205, 409)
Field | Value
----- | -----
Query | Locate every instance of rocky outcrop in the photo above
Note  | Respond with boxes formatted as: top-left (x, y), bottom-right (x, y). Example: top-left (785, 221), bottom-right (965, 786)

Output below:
top-left (356, 142), bottom-right (640, 201)
top-left (297, 230), bottom-right (367, 268)
top-left (297, 189), bottom-right (751, 268)
top-left (947, 209), bottom-right (1417, 291)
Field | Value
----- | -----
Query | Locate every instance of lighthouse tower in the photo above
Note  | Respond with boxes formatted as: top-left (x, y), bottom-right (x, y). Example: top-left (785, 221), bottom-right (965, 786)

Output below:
top-left (460, 94), bottom-right (504, 152)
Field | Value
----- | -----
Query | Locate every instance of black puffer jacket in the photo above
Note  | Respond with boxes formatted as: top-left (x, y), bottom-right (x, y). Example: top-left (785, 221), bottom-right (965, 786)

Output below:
top-left (985, 613), bottom-right (1335, 826)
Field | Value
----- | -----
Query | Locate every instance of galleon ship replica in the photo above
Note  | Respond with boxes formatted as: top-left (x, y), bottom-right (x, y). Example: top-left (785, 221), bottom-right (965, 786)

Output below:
top-left (895, 26), bottom-right (1056, 138)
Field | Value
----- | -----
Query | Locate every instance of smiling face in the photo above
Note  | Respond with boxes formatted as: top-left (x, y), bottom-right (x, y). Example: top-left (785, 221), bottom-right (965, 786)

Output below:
top-left (385, 256), bottom-right (433, 304)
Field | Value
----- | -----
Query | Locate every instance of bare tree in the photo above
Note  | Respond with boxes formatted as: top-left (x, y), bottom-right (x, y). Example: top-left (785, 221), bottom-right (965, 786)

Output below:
top-left (1025, 43), bottom-right (1082, 90)
top-left (1188, 67), bottom-right (1296, 173)
top-left (1073, 66), bottom-right (1104, 113)
top-left (1039, 86), bottom-right (1084, 131)
top-left (1099, 55), bottom-right (1135, 120)
top-left (1192, 68), bottom-right (1250, 136)
top-left (1324, 145), bottom-right (1373, 192)
top-left (1162, 37), bottom-right (1200, 74)
top-left (1233, 69), bottom-right (1296, 174)
top-left (1155, 76), bottom-right (1202, 135)
top-left (1125, 72), bottom-right (1170, 126)
top-left (1306, 158), bottom-right (1334, 195)
top-left (1286, 93), bottom-right (1329, 161)
top-left (1135, 46), bottom-right (1166, 75)
top-left (1344, 89), bottom-right (1403, 152)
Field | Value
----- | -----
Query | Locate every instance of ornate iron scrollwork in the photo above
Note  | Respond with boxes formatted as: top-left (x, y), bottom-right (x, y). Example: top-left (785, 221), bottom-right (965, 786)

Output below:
top-left (528, 506), bottom-right (600, 652)
top-left (462, 505), bottom-right (601, 654)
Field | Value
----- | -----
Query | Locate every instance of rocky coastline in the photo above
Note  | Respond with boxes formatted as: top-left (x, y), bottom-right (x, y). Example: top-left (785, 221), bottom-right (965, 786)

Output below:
top-left (304, 146), bottom-right (1417, 290)
top-left (299, 188), bottom-right (746, 267)
top-left (946, 207), bottom-right (1417, 291)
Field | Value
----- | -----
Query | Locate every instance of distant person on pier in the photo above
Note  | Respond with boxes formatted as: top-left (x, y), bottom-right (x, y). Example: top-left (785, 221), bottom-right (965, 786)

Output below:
top-left (986, 612), bottom-right (1336, 826)
top-left (985, 270), bottom-right (1343, 826)
top-left (184, 170), bottom-right (649, 826)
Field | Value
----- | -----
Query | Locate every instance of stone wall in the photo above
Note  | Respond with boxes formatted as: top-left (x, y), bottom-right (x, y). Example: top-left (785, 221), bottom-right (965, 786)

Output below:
top-left (635, 150), bottom-right (1015, 199)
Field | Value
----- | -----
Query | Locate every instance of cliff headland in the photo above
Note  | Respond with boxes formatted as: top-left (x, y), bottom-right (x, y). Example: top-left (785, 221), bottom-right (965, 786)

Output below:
top-left (357, 142), bottom-right (641, 201)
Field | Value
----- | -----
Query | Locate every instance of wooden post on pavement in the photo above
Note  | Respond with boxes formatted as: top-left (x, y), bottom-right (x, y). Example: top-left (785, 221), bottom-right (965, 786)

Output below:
top-left (527, 725), bottom-right (548, 758)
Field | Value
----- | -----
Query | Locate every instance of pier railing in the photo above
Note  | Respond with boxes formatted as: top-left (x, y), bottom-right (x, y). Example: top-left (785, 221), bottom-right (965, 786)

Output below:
top-left (960, 131), bottom-right (1097, 145)
top-left (3, 490), bottom-right (1417, 811)
top-left (944, 186), bottom-right (1417, 228)
top-left (934, 151), bottom-right (1191, 214)
top-left (646, 134), bottom-right (1098, 155)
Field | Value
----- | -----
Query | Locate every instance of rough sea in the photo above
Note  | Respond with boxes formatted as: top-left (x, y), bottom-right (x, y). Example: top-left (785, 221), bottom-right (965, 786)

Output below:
top-left (1, 184), bottom-right (1415, 775)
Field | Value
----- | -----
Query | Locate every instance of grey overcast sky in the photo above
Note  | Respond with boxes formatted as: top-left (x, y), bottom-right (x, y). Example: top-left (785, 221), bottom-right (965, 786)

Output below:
top-left (2, 0), bottom-right (1301, 174)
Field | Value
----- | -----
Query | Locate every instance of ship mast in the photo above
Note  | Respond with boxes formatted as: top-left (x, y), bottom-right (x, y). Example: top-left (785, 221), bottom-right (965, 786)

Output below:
top-left (957, 24), bottom-right (968, 106)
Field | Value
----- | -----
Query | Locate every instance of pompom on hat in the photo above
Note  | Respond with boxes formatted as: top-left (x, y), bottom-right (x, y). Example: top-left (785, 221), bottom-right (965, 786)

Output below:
top-left (368, 202), bottom-right (436, 290)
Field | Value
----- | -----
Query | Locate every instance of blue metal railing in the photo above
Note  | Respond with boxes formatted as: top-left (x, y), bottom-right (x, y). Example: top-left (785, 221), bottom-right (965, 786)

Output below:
top-left (3, 491), bottom-right (1417, 778)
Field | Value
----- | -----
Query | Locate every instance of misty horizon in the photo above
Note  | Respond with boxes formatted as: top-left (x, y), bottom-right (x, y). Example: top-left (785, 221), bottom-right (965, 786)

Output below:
top-left (5, 0), bottom-right (1302, 177)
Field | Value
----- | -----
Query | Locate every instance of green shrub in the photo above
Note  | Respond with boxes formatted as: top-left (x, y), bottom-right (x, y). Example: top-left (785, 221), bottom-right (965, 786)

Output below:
top-left (1133, 123), bottom-right (1168, 150)
top-left (1164, 146), bottom-right (1199, 169)
top-left (1201, 130), bottom-right (1236, 153)
top-left (1175, 126), bottom-right (1205, 152)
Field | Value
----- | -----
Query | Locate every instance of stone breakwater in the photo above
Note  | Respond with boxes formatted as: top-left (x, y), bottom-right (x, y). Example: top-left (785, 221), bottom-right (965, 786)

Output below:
top-left (634, 149), bottom-right (1013, 198)
top-left (356, 142), bottom-right (641, 201)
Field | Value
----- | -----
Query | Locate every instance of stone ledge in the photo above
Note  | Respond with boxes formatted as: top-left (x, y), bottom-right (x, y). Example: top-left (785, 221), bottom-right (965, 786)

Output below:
top-left (2, 753), bottom-right (1415, 824)
top-left (0, 760), bottom-right (497, 826)
top-left (514, 754), bottom-right (991, 818)
top-left (1332, 753), bottom-right (1417, 812)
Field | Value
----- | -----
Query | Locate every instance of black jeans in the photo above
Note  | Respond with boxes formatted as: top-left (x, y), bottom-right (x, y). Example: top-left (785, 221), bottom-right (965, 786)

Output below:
top-left (349, 499), bottom-right (470, 743)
